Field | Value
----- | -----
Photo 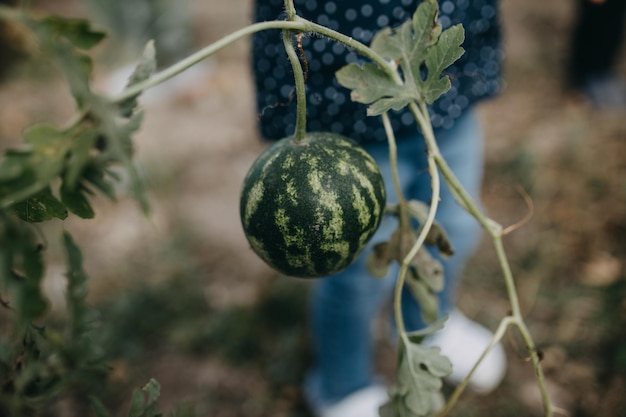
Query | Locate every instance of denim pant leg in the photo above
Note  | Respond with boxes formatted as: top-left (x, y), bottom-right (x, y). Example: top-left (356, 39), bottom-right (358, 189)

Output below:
top-left (306, 110), bottom-right (484, 407)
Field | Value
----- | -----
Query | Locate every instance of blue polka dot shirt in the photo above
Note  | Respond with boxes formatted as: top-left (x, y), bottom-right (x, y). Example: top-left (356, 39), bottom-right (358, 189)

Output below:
top-left (252, 0), bottom-right (503, 142)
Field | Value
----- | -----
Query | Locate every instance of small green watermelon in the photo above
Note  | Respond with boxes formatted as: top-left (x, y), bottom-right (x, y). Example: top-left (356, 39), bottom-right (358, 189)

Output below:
top-left (240, 132), bottom-right (386, 278)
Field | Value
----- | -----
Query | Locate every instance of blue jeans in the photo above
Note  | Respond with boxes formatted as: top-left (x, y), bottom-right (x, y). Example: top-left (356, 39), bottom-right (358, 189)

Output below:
top-left (305, 110), bottom-right (485, 408)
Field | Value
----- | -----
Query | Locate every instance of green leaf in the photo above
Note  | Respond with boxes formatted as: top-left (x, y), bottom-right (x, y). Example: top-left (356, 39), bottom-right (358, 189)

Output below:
top-left (0, 212), bottom-right (49, 320)
top-left (409, 344), bottom-right (453, 379)
top-left (336, 0), bottom-right (465, 113)
top-left (0, 160), bottom-right (39, 208)
top-left (421, 24), bottom-right (465, 104)
top-left (36, 16), bottom-right (106, 50)
top-left (83, 167), bottom-right (118, 201)
top-left (56, 46), bottom-right (94, 108)
top-left (409, 249), bottom-right (444, 292)
top-left (396, 339), bottom-right (452, 416)
top-left (372, 0), bottom-right (439, 66)
top-left (128, 41), bottom-right (157, 86)
top-left (60, 181), bottom-right (95, 219)
top-left (24, 124), bottom-right (73, 179)
top-left (127, 379), bottom-right (161, 417)
top-left (143, 379), bottom-right (161, 407)
top-left (120, 41), bottom-right (157, 117)
top-left (65, 127), bottom-right (100, 188)
top-left (11, 267), bottom-right (49, 320)
top-left (0, 152), bottom-right (27, 182)
top-left (367, 96), bottom-right (415, 117)
top-left (27, 17), bottom-right (98, 107)
top-left (336, 63), bottom-right (412, 107)
top-left (0, 125), bottom-right (73, 209)
top-left (63, 232), bottom-right (88, 337)
top-left (370, 26), bottom-right (403, 61)
top-left (91, 102), bottom-right (148, 213)
top-left (405, 271), bottom-right (439, 324)
top-left (0, 125), bottom-right (72, 207)
top-left (11, 186), bottom-right (68, 222)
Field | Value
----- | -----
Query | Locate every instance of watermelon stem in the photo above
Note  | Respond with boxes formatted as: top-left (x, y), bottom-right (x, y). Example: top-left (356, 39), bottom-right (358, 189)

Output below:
top-left (110, 19), bottom-right (309, 104)
top-left (382, 111), bottom-right (414, 339)
top-left (282, 0), bottom-right (307, 142)
top-left (410, 100), bottom-right (554, 417)
top-left (282, 29), bottom-right (307, 142)
top-left (109, 6), bottom-right (400, 110)
top-left (381, 113), bottom-right (410, 230)
top-left (284, 0), bottom-right (297, 20)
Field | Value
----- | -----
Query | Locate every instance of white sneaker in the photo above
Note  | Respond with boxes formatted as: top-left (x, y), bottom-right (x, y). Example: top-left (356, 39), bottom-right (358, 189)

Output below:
top-left (424, 309), bottom-right (506, 394)
top-left (316, 385), bottom-right (389, 417)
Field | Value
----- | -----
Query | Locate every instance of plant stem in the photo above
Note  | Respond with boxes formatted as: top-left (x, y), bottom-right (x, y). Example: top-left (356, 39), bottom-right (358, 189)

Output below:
top-left (395, 152), bottom-right (439, 329)
top-left (281, 0), bottom-right (307, 140)
top-left (494, 237), bottom-right (552, 417)
top-left (435, 316), bottom-right (516, 416)
top-left (110, 20), bottom-right (307, 104)
top-left (284, 0), bottom-right (297, 20)
top-left (410, 99), bottom-right (554, 417)
top-left (382, 113), bottom-right (407, 336)
top-left (382, 113), bottom-right (408, 223)
top-left (282, 30), bottom-right (307, 141)
top-left (295, 17), bottom-right (402, 84)
top-left (384, 108), bottom-right (441, 338)
top-left (110, 17), bottom-right (400, 106)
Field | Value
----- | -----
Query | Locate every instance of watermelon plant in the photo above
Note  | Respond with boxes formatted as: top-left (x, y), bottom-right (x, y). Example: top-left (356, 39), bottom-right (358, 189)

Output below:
top-left (0, 0), bottom-right (557, 416)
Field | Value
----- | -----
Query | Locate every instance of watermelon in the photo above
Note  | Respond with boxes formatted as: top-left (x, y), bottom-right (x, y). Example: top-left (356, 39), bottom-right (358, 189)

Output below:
top-left (240, 132), bottom-right (387, 278)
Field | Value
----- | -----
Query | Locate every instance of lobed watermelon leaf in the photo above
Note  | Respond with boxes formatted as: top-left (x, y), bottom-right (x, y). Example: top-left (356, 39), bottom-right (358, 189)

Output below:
top-left (380, 337), bottom-right (452, 417)
top-left (336, 0), bottom-right (465, 115)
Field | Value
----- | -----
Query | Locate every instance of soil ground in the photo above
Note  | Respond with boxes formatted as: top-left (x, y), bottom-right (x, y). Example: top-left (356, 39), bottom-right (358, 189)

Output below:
top-left (1, 1), bottom-right (626, 416)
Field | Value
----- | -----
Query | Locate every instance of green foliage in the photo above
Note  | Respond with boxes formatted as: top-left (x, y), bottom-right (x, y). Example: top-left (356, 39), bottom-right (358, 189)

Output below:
top-left (393, 342), bottom-right (451, 416)
top-left (0, 211), bottom-right (48, 321)
top-left (90, 379), bottom-right (195, 417)
top-left (120, 41), bottom-right (158, 116)
top-left (26, 14), bottom-right (106, 107)
top-left (0, 232), bottom-right (106, 416)
top-left (0, 4), bottom-right (162, 415)
top-left (380, 320), bottom-right (451, 417)
top-left (0, 5), bottom-right (151, 221)
top-left (0, 0), bottom-right (152, 341)
top-left (0, 231), bottom-right (188, 417)
top-left (336, 0), bottom-right (464, 115)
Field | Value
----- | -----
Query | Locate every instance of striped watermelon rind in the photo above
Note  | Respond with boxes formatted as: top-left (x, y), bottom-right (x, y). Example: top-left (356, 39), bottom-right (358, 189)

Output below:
top-left (240, 132), bottom-right (386, 278)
